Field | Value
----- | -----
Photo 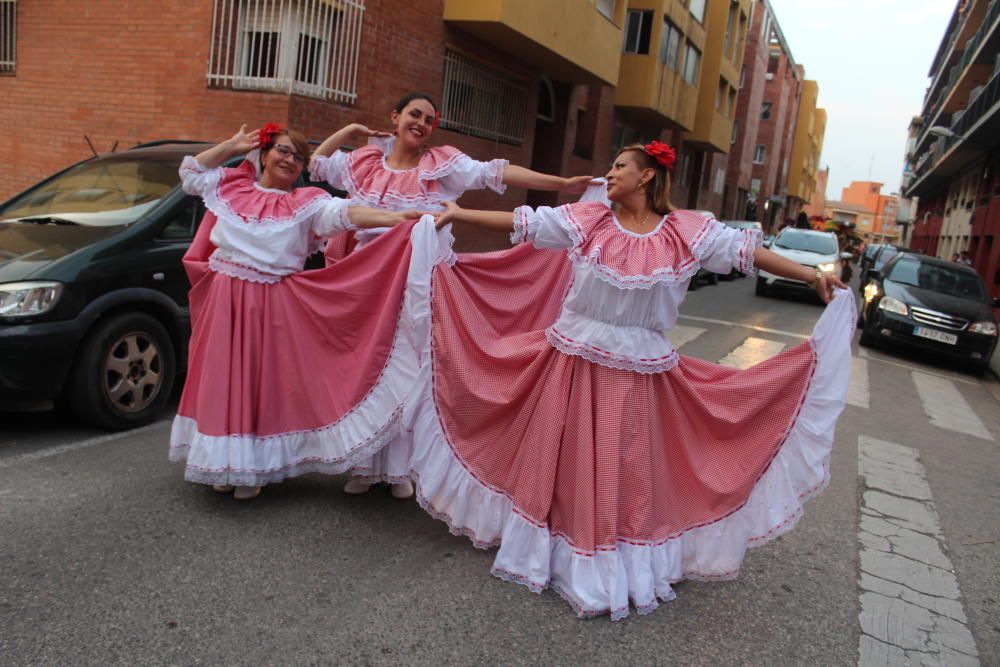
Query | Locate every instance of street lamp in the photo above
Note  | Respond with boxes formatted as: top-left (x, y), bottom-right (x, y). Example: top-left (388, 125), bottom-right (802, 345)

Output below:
top-left (926, 126), bottom-right (958, 140)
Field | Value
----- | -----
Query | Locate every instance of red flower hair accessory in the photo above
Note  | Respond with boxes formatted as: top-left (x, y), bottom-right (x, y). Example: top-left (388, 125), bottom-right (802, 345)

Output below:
top-left (644, 140), bottom-right (676, 172)
top-left (259, 122), bottom-right (284, 148)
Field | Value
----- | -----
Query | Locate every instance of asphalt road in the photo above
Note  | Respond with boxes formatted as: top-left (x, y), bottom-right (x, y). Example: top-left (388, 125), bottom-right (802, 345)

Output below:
top-left (2, 274), bottom-right (998, 666)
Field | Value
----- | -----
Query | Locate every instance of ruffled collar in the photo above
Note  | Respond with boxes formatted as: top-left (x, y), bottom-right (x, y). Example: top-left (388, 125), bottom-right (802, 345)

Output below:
top-left (342, 137), bottom-right (467, 206)
top-left (208, 160), bottom-right (332, 227)
top-left (562, 203), bottom-right (721, 289)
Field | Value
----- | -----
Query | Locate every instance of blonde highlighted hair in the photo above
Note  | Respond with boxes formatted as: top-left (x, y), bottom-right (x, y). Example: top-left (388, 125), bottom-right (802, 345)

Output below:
top-left (616, 144), bottom-right (675, 215)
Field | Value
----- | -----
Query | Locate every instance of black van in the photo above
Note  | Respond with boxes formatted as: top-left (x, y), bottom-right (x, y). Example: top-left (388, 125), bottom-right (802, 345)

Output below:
top-left (0, 142), bottom-right (219, 429)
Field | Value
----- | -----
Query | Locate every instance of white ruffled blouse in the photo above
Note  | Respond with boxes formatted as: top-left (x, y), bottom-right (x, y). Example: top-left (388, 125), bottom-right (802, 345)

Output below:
top-left (180, 156), bottom-right (353, 283)
top-left (513, 202), bottom-right (762, 373)
top-left (309, 137), bottom-right (507, 246)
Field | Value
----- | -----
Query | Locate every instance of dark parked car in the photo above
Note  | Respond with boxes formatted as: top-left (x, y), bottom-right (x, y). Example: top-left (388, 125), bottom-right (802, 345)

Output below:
top-left (859, 244), bottom-right (915, 292)
top-left (0, 142), bottom-right (220, 429)
top-left (858, 253), bottom-right (1000, 373)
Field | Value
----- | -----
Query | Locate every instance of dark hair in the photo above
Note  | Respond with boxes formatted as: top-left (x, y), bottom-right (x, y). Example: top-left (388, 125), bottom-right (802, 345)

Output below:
top-left (393, 92), bottom-right (437, 113)
top-left (615, 144), bottom-right (675, 215)
top-left (260, 128), bottom-right (310, 169)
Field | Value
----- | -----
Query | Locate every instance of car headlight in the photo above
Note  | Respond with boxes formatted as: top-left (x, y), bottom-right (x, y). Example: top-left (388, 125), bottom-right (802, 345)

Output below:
top-left (863, 282), bottom-right (879, 302)
top-left (877, 296), bottom-right (908, 316)
top-left (968, 321), bottom-right (998, 336)
top-left (0, 281), bottom-right (64, 318)
top-left (817, 262), bottom-right (837, 273)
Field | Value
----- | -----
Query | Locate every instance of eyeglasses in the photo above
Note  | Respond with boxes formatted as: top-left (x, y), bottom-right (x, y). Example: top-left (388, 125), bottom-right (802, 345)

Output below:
top-left (271, 144), bottom-right (306, 166)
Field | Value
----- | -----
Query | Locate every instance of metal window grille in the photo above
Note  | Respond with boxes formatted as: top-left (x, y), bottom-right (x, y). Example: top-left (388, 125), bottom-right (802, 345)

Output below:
top-left (440, 51), bottom-right (529, 146)
top-left (0, 0), bottom-right (15, 74)
top-left (206, 0), bottom-right (364, 103)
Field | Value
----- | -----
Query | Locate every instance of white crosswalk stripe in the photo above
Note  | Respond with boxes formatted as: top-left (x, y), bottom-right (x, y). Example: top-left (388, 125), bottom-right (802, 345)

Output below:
top-left (911, 371), bottom-right (993, 441)
top-left (718, 337), bottom-right (786, 369)
top-left (847, 357), bottom-right (870, 409)
top-left (665, 324), bottom-right (706, 349)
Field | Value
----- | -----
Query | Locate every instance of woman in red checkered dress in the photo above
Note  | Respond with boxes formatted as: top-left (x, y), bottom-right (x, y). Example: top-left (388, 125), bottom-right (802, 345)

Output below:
top-left (403, 142), bottom-right (856, 619)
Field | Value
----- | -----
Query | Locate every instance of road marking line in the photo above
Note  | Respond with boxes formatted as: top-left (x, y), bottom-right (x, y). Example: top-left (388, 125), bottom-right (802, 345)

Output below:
top-left (857, 436), bottom-right (980, 666)
top-left (848, 357), bottom-right (870, 409)
top-left (0, 420), bottom-right (169, 469)
top-left (857, 346), bottom-right (981, 387)
top-left (911, 372), bottom-right (993, 441)
top-left (676, 314), bottom-right (810, 340)
top-left (665, 324), bottom-right (706, 349)
top-left (718, 337), bottom-right (786, 369)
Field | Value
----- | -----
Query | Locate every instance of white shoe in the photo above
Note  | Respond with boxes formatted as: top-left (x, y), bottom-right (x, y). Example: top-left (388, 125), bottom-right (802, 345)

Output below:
top-left (390, 481), bottom-right (414, 500)
top-left (233, 485), bottom-right (261, 500)
top-left (212, 484), bottom-right (235, 494)
top-left (343, 479), bottom-right (372, 495)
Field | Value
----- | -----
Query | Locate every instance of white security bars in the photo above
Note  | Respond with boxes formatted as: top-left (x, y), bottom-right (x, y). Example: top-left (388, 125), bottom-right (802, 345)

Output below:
top-left (440, 51), bottom-right (529, 145)
top-left (0, 0), bottom-right (15, 74)
top-left (207, 0), bottom-right (364, 102)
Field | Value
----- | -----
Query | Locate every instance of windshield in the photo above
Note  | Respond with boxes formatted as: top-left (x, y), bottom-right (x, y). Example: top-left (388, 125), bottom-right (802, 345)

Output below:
top-left (874, 246), bottom-right (902, 269)
top-left (888, 257), bottom-right (987, 302)
top-left (0, 158), bottom-right (181, 227)
top-left (774, 230), bottom-right (838, 255)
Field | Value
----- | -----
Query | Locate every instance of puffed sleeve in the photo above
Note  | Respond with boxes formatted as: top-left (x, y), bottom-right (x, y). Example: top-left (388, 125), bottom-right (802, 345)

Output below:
top-left (310, 196), bottom-right (357, 238)
top-left (695, 219), bottom-right (762, 275)
top-left (437, 154), bottom-right (509, 197)
top-left (510, 205), bottom-right (581, 249)
top-left (179, 156), bottom-right (225, 198)
top-left (308, 150), bottom-right (352, 190)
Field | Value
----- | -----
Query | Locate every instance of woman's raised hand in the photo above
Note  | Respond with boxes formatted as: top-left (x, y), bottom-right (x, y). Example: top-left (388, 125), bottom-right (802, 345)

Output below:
top-left (813, 272), bottom-right (848, 304)
top-left (560, 175), bottom-right (602, 194)
top-left (345, 123), bottom-right (393, 140)
top-left (226, 125), bottom-right (261, 154)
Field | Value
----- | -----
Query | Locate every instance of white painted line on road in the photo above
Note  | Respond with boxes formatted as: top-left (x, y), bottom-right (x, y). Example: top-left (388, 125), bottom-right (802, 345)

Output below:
top-left (857, 436), bottom-right (980, 666)
top-left (857, 346), bottom-right (980, 387)
top-left (911, 372), bottom-right (993, 441)
top-left (0, 420), bottom-right (169, 469)
top-left (676, 314), bottom-right (810, 340)
top-left (665, 324), bottom-right (706, 349)
top-left (718, 337), bottom-right (786, 369)
top-left (847, 357), bottom-right (870, 409)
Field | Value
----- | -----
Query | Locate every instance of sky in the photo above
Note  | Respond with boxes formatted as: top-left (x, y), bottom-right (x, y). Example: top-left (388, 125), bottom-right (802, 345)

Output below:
top-left (767, 0), bottom-right (956, 199)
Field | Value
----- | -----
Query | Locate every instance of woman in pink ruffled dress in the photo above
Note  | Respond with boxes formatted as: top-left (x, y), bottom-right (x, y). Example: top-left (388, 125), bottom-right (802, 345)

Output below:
top-left (407, 142), bottom-right (856, 619)
top-left (310, 92), bottom-right (597, 498)
top-left (168, 125), bottom-right (426, 500)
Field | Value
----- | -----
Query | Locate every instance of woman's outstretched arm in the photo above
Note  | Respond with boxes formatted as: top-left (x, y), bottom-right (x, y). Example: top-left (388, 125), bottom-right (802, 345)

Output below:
top-left (193, 125), bottom-right (259, 169)
top-left (434, 201), bottom-right (514, 231)
top-left (753, 246), bottom-right (847, 303)
top-left (501, 165), bottom-right (599, 195)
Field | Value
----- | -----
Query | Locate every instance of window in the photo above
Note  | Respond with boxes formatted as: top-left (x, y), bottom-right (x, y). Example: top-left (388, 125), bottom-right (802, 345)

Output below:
top-left (731, 119), bottom-right (739, 145)
top-left (767, 53), bottom-right (779, 75)
top-left (754, 145), bottom-right (766, 164)
top-left (682, 42), bottom-right (701, 85)
top-left (0, 0), bottom-right (15, 74)
top-left (689, 0), bottom-right (706, 23)
top-left (158, 198), bottom-right (204, 241)
top-left (723, 3), bottom-right (737, 56)
top-left (761, 102), bottom-right (772, 120)
top-left (440, 50), bottom-right (530, 145)
top-left (750, 178), bottom-right (761, 194)
top-left (659, 18), bottom-right (682, 69)
top-left (716, 78), bottom-right (727, 111)
top-left (207, 0), bottom-right (365, 103)
top-left (623, 10), bottom-right (653, 54)
top-left (739, 65), bottom-right (746, 88)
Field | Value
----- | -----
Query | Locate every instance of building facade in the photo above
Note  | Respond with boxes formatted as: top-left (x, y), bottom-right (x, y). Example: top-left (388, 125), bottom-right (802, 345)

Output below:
top-left (786, 79), bottom-right (826, 219)
top-left (905, 0), bottom-right (1000, 299)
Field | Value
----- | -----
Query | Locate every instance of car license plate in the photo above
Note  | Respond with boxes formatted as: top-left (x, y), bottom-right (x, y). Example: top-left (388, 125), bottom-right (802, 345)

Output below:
top-left (913, 326), bottom-right (958, 345)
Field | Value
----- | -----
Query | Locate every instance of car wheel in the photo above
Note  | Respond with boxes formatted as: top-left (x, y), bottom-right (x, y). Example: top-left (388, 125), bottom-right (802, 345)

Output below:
top-left (70, 312), bottom-right (176, 430)
top-left (754, 277), bottom-right (768, 297)
top-left (858, 317), bottom-right (879, 348)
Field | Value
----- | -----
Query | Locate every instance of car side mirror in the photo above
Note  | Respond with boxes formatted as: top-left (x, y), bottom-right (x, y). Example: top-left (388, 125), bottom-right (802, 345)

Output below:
top-left (840, 252), bottom-right (852, 260)
top-left (762, 240), bottom-right (772, 248)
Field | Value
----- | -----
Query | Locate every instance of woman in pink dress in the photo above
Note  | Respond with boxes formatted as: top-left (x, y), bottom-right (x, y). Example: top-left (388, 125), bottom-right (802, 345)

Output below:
top-left (168, 125), bottom-right (427, 500)
top-left (310, 92), bottom-right (597, 498)
top-left (407, 142), bottom-right (855, 619)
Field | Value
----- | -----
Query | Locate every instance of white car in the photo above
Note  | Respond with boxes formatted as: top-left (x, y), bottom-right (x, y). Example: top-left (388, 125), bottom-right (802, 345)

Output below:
top-left (755, 228), bottom-right (848, 297)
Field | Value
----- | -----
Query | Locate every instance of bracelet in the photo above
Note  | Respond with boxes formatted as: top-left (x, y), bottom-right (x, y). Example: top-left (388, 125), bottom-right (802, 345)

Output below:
top-left (808, 268), bottom-right (824, 288)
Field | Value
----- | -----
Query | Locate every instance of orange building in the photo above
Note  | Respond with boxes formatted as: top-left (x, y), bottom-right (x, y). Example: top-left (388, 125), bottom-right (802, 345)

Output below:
top-left (840, 181), bottom-right (900, 243)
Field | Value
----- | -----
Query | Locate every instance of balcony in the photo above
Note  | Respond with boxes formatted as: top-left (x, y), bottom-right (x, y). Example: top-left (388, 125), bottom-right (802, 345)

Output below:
top-left (916, 0), bottom-right (1000, 151)
top-left (907, 67), bottom-right (1000, 197)
top-left (615, 55), bottom-right (699, 130)
top-left (443, 0), bottom-right (625, 85)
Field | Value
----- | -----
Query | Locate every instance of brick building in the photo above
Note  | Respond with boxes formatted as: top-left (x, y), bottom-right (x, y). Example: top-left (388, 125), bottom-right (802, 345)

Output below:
top-left (0, 0), bottom-right (626, 250)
